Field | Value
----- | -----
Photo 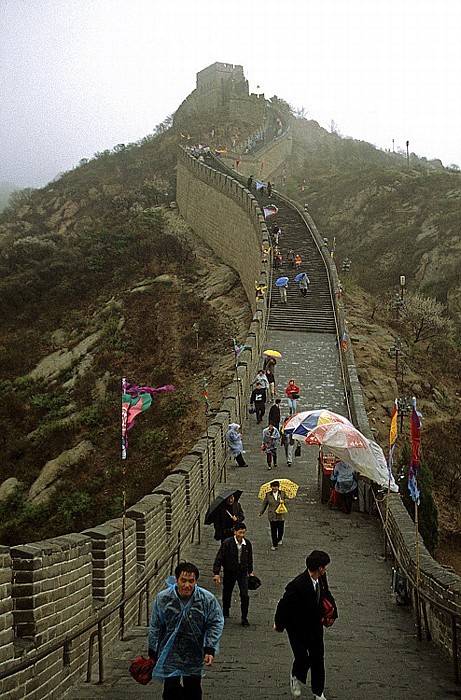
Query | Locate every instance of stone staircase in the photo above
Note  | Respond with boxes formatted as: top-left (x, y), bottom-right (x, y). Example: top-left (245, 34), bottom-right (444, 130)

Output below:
top-left (256, 195), bottom-right (337, 333)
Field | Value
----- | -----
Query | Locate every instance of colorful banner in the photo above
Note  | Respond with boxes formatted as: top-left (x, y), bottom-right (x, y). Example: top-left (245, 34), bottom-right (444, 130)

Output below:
top-left (122, 380), bottom-right (175, 459)
top-left (203, 377), bottom-right (211, 411)
top-left (408, 397), bottom-right (422, 504)
top-left (263, 205), bottom-right (278, 218)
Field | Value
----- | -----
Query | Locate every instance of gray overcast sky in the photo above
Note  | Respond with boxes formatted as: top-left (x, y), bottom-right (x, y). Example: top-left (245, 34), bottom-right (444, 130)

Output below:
top-left (1, 0), bottom-right (460, 188)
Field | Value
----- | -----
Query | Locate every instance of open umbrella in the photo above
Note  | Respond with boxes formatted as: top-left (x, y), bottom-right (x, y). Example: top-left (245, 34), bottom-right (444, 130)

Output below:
top-left (289, 419), bottom-right (398, 492)
top-left (275, 276), bottom-right (289, 287)
top-left (258, 479), bottom-right (299, 500)
top-left (294, 273), bottom-right (306, 282)
top-left (283, 410), bottom-right (353, 439)
top-left (204, 489), bottom-right (243, 525)
top-left (264, 350), bottom-right (282, 358)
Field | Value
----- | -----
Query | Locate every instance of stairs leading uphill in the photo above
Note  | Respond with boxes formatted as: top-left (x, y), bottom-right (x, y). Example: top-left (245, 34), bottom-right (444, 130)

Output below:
top-left (257, 196), bottom-right (337, 333)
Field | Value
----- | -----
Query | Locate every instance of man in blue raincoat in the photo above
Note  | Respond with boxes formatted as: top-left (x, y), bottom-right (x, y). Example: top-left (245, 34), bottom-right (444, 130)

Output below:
top-left (148, 561), bottom-right (224, 699)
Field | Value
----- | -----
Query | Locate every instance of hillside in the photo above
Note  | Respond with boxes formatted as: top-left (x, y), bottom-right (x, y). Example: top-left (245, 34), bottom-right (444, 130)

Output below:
top-left (285, 117), bottom-right (461, 317)
top-left (0, 124), bottom-right (253, 544)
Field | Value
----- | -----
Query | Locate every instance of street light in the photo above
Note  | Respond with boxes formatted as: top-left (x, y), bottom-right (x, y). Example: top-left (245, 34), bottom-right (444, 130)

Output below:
top-left (388, 337), bottom-right (403, 381)
top-left (397, 395), bottom-right (411, 434)
top-left (389, 337), bottom-right (403, 374)
top-left (192, 322), bottom-right (200, 350)
top-left (400, 275), bottom-right (406, 304)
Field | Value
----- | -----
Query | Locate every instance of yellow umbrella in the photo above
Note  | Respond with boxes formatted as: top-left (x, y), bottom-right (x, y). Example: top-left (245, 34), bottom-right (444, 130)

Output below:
top-left (264, 350), bottom-right (282, 358)
top-left (258, 478), bottom-right (299, 500)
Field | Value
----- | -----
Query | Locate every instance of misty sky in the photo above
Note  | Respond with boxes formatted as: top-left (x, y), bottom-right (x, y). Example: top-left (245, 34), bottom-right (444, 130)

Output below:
top-left (1, 0), bottom-right (460, 188)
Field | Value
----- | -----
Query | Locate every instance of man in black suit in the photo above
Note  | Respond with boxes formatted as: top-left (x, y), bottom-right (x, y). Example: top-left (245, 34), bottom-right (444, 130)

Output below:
top-left (274, 550), bottom-right (337, 700)
top-left (213, 523), bottom-right (254, 626)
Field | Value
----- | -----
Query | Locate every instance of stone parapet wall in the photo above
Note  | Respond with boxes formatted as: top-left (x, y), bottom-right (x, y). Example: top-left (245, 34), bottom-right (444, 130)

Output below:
top-left (176, 148), bottom-right (271, 312)
top-left (378, 495), bottom-right (461, 672)
top-left (221, 125), bottom-right (293, 180)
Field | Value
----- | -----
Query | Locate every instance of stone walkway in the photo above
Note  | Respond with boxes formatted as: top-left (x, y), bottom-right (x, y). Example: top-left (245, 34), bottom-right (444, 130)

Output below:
top-left (64, 332), bottom-right (458, 699)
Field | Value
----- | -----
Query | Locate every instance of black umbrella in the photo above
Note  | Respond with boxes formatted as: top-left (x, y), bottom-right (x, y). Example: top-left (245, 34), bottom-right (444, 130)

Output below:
top-left (204, 489), bottom-right (243, 525)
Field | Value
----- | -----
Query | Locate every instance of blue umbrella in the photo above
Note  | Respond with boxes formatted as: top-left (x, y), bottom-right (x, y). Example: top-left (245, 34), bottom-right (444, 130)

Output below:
top-left (275, 276), bottom-right (289, 287)
top-left (294, 273), bottom-right (305, 282)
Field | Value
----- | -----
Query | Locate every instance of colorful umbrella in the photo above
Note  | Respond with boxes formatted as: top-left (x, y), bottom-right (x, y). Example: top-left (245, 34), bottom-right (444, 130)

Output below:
top-left (283, 410), bottom-right (353, 440)
top-left (258, 479), bottom-right (299, 500)
top-left (263, 350), bottom-right (282, 358)
top-left (275, 276), bottom-right (289, 287)
top-left (286, 416), bottom-right (398, 491)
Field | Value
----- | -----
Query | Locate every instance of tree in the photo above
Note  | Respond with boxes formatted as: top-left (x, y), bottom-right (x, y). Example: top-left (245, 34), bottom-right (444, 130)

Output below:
top-left (400, 292), bottom-right (453, 344)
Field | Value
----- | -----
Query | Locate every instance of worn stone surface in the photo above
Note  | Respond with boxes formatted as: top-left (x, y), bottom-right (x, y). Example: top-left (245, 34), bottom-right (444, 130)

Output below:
top-left (28, 440), bottom-right (94, 504)
top-left (0, 477), bottom-right (19, 502)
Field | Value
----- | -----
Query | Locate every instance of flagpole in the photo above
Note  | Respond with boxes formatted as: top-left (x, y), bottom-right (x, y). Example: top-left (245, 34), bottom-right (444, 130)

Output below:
top-left (121, 377), bottom-right (127, 639)
top-left (414, 501), bottom-right (422, 640)
top-left (203, 378), bottom-right (212, 502)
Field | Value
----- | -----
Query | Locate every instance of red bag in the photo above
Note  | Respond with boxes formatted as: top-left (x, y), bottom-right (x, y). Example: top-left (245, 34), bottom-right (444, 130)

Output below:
top-left (328, 487), bottom-right (341, 510)
top-left (321, 597), bottom-right (335, 627)
top-left (129, 655), bottom-right (155, 684)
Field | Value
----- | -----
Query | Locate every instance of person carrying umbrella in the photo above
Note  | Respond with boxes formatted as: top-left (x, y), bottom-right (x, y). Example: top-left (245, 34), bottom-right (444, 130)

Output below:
top-left (226, 423), bottom-right (248, 468)
top-left (278, 279), bottom-right (288, 303)
top-left (211, 492), bottom-right (245, 543)
top-left (259, 480), bottom-right (287, 550)
top-left (298, 272), bottom-right (310, 297)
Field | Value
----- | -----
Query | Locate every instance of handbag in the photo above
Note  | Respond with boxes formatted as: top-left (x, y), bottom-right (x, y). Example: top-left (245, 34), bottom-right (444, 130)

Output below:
top-left (248, 574), bottom-right (262, 590)
top-left (320, 597), bottom-right (335, 627)
top-left (249, 407), bottom-right (256, 414)
top-left (275, 501), bottom-right (288, 514)
top-left (294, 444), bottom-right (301, 457)
top-left (291, 392), bottom-right (299, 399)
top-left (129, 655), bottom-right (155, 685)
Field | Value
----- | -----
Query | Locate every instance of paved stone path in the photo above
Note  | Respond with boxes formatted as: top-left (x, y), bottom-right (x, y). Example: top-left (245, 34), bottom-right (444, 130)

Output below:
top-left (65, 332), bottom-right (458, 699)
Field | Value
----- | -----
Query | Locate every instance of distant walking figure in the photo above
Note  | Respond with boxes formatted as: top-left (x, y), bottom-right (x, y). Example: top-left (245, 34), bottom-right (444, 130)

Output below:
top-left (279, 282), bottom-right (288, 304)
top-left (259, 480), bottom-right (287, 549)
top-left (226, 423), bottom-right (249, 468)
top-left (285, 379), bottom-right (300, 415)
top-left (299, 272), bottom-right (310, 297)
top-left (261, 424), bottom-right (280, 470)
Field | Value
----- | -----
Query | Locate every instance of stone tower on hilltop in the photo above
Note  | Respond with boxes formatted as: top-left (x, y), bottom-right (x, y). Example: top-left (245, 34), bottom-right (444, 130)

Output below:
top-left (173, 62), bottom-right (266, 132)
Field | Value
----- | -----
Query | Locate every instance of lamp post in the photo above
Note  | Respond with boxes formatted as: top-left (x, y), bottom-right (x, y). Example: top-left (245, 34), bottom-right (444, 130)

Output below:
top-left (193, 322), bottom-right (200, 350)
top-left (388, 337), bottom-right (403, 383)
top-left (397, 395), bottom-right (411, 434)
top-left (400, 275), bottom-right (406, 305)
